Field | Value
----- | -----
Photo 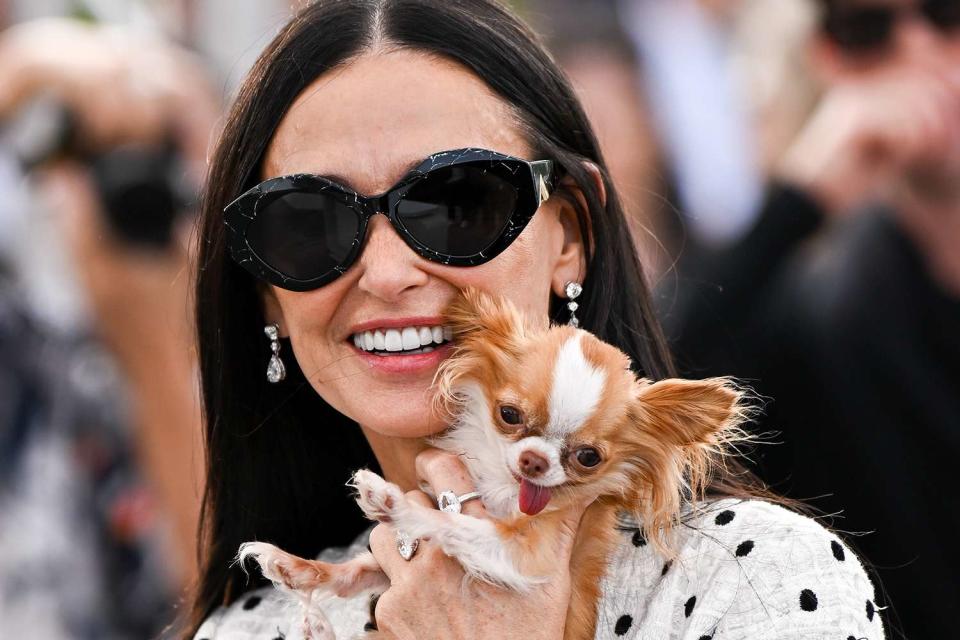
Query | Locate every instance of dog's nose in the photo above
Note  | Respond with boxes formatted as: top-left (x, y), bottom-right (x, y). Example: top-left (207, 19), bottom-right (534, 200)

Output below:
top-left (519, 451), bottom-right (549, 477)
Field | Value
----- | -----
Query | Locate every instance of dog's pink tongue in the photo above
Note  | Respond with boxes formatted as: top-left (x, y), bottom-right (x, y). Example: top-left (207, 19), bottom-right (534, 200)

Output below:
top-left (519, 479), bottom-right (552, 515)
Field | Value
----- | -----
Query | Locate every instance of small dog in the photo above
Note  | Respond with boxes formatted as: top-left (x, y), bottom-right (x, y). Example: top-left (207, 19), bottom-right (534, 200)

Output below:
top-left (239, 288), bottom-right (750, 639)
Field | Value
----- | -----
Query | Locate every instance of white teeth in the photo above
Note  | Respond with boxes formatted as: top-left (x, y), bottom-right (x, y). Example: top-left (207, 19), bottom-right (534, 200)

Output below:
top-left (419, 326), bottom-right (433, 345)
top-left (351, 324), bottom-right (452, 352)
top-left (384, 329), bottom-right (403, 351)
top-left (401, 327), bottom-right (420, 350)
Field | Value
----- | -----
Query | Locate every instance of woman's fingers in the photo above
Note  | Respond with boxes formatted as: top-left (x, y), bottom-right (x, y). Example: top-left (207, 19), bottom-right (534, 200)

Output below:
top-left (414, 449), bottom-right (487, 517)
top-left (367, 490), bottom-right (436, 583)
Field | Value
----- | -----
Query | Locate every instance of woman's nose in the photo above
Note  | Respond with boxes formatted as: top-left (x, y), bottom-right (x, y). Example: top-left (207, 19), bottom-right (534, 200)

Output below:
top-left (355, 214), bottom-right (429, 301)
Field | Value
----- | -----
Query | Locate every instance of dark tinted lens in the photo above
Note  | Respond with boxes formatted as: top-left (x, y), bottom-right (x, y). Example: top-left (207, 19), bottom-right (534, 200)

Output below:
top-left (826, 8), bottom-right (896, 52)
top-left (246, 191), bottom-right (359, 280)
top-left (395, 165), bottom-right (519, 258)
top-left (924, 0), bottom-right (960, 30)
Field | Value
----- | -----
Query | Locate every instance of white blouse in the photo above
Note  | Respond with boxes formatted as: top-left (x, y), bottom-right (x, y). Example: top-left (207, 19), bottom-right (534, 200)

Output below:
top-left (193, 499), bottom-right (885, 639)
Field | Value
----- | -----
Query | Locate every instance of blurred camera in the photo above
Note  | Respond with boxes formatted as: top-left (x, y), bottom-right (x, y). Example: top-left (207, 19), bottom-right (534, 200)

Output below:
top-left (1, 93), bottom-right (194, 250)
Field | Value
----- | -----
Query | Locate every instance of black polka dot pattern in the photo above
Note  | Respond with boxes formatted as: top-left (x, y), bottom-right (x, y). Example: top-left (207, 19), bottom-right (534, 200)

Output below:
top-left (735, 540), bottom-right (754, 557)
top-left (614, 614), bottom-right (633, 635)
top-left (215, 504), bottom-right (885, 639)
top-left (715, 509), bottom-right (735, 525)
top-left (632, 529), bottom-right (647, 547)
top-left (799, 589), bottom-right (818, 611)
top-left (832, 540), bottom-right (845, 561)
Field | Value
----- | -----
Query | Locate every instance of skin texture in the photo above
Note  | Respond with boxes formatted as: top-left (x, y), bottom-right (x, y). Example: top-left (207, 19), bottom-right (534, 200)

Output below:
top-left (777, 0), bottom-right (960, 293)
top-left (260, 48), bottom-right (596, 638)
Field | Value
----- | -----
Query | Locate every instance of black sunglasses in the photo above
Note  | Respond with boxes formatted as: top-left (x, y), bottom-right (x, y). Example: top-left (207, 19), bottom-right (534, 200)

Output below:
top-left (824, 0), bottom-right (960, 54)
top-left (224, 148), bottom-right (556, 292)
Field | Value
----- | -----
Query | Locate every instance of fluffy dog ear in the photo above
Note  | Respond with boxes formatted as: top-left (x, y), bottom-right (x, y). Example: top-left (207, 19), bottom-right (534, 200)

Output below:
top-left (433, 288), bottom-right (533, 417)
top-left (623, 377), bottom-right (752, 555)
top-left (634, 377), bottom-right (746, 448)
top-left (442, 287), bottom-right (531, 350)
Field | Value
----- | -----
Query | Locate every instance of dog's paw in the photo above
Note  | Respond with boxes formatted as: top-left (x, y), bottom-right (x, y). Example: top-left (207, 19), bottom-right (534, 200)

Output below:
top-left (351, 469), bottom-right (405, 523)
top-left (237, 541), bottom-right (330, 592)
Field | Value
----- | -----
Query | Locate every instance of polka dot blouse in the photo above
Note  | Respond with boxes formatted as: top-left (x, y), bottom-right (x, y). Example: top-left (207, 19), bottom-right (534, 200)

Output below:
top-left (193, 499), bottom-right (885, 639)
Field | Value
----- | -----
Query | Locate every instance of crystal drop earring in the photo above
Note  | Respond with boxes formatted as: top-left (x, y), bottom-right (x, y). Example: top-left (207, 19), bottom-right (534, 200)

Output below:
top-left (264, 324), bottom-right (287, 383)
top-left (565, 281), bottom-right (582, 327)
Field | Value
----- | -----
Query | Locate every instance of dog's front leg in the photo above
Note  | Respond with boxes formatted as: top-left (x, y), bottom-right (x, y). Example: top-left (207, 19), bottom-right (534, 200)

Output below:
top-left (238, 543), bottom-right (389, 600)
top-left (352, 469), bottom-right (538, 591)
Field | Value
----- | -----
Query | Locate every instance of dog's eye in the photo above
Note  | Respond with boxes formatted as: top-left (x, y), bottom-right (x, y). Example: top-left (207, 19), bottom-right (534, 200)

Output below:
top-left (573, 447), bottom-right (602, 468)
top-left (499, 404), bottom-right (523, 426)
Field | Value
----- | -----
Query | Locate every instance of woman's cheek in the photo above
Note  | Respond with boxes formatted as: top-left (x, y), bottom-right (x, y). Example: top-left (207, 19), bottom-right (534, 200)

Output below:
top-left (453, 226), bottom-right (554, 319)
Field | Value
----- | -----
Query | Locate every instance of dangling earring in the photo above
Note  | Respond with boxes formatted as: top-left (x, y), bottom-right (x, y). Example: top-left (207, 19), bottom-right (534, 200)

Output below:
top-left (264, 324), bottom-right (287, 383)
top-left (565, 281), bottom-right (582, 327)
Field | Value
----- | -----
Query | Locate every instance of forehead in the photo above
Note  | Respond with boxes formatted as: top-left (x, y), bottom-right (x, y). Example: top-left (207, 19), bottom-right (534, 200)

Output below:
top-left (262, 48), bottom-right (531, 195)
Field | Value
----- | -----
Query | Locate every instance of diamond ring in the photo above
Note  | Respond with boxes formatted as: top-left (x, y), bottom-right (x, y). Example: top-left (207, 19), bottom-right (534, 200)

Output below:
top-left (395, 530), bottom-right (419, 561)
top-left (437, 490), bottom-right (482, 514)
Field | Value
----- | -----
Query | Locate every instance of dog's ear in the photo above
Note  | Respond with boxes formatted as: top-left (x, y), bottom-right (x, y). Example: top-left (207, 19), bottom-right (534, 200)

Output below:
top-left (633, 377), bottom-right (745, 448)
top-left (433, 288), bottom-right (534, 416)
top-left (622, 377), bottom-right (752, 555)
top-left (443, 287), bottom-right (530, 346)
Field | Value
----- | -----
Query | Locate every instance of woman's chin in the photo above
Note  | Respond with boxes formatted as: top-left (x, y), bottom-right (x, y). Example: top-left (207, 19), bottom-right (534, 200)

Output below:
top-left (351, 404), bottom-right (448, 439)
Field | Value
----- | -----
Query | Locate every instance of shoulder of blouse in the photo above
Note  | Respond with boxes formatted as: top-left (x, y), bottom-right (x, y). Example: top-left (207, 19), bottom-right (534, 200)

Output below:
top-left (599, 498), bottom-right (886, 639)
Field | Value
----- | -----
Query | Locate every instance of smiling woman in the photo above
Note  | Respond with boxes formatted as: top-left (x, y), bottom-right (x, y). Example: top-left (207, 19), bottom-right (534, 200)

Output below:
top-left (184, 1), bottom-right (883, 639)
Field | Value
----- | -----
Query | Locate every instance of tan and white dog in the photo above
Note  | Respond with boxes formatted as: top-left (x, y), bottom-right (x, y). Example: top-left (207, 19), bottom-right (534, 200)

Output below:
top-left (239, 288), bottom-right (750, 639)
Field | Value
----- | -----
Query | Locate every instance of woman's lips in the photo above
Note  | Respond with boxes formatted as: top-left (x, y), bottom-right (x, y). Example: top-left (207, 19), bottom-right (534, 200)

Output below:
top-left (350, 341), bottom-right (455, 374)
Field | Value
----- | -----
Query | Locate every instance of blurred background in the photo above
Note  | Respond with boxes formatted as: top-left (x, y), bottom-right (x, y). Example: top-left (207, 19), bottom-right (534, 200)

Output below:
top-left (0, 0), bottom-right (956, 638)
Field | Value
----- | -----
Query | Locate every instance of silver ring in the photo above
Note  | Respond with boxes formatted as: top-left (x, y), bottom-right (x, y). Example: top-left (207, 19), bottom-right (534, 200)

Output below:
top-left (437, 490), bottom-right (482, 514)
top-left (395, 530), bottom-right (418, 561)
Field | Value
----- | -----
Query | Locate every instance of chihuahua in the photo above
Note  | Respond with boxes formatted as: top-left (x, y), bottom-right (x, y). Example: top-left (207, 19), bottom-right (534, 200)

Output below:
top-left (239, 288), bottom-right (751, 639)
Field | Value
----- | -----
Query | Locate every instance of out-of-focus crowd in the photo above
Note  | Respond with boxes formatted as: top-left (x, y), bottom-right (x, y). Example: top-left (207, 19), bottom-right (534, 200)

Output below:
top-left (0, 1), bottom-right (955, 638)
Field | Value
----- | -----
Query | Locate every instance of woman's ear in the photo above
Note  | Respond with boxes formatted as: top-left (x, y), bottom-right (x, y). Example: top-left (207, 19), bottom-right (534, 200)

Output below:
top-left (260, 284), bottom-right (288, 336)
top-left (550, 161), bottom-right (605, 298)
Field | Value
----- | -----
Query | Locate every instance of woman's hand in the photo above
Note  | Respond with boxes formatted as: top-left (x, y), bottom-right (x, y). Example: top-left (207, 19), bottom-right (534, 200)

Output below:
top-left (777, 65), bottom-right (960, 214)
top-left (367, 449), bottom-right (587, 640)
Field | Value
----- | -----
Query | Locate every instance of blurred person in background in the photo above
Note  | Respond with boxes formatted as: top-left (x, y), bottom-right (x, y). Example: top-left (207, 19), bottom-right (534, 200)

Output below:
top-left (661, 0), bottom-right (960, 637)
top-left (0, 17), bottom-right (216, 638)
top-left (520, 0), bottom-right (680, 280)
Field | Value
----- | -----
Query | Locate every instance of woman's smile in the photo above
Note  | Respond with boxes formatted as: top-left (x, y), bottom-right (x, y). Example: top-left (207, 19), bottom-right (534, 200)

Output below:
top-left (347, 315), bottom-right (456, 375)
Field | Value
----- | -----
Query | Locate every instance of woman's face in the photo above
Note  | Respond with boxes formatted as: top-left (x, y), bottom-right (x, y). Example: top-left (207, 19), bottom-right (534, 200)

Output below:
top-left (261, 49), bottom-right (585, 438)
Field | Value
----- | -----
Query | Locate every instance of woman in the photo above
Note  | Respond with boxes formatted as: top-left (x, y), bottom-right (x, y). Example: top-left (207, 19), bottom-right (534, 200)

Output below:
top-left (186, 1), bottom-right (884, 638)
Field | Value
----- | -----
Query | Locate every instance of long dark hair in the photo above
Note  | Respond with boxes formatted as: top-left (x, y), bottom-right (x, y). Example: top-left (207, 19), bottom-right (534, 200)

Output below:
top-left (185, 0), bottom-right (766, 635)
